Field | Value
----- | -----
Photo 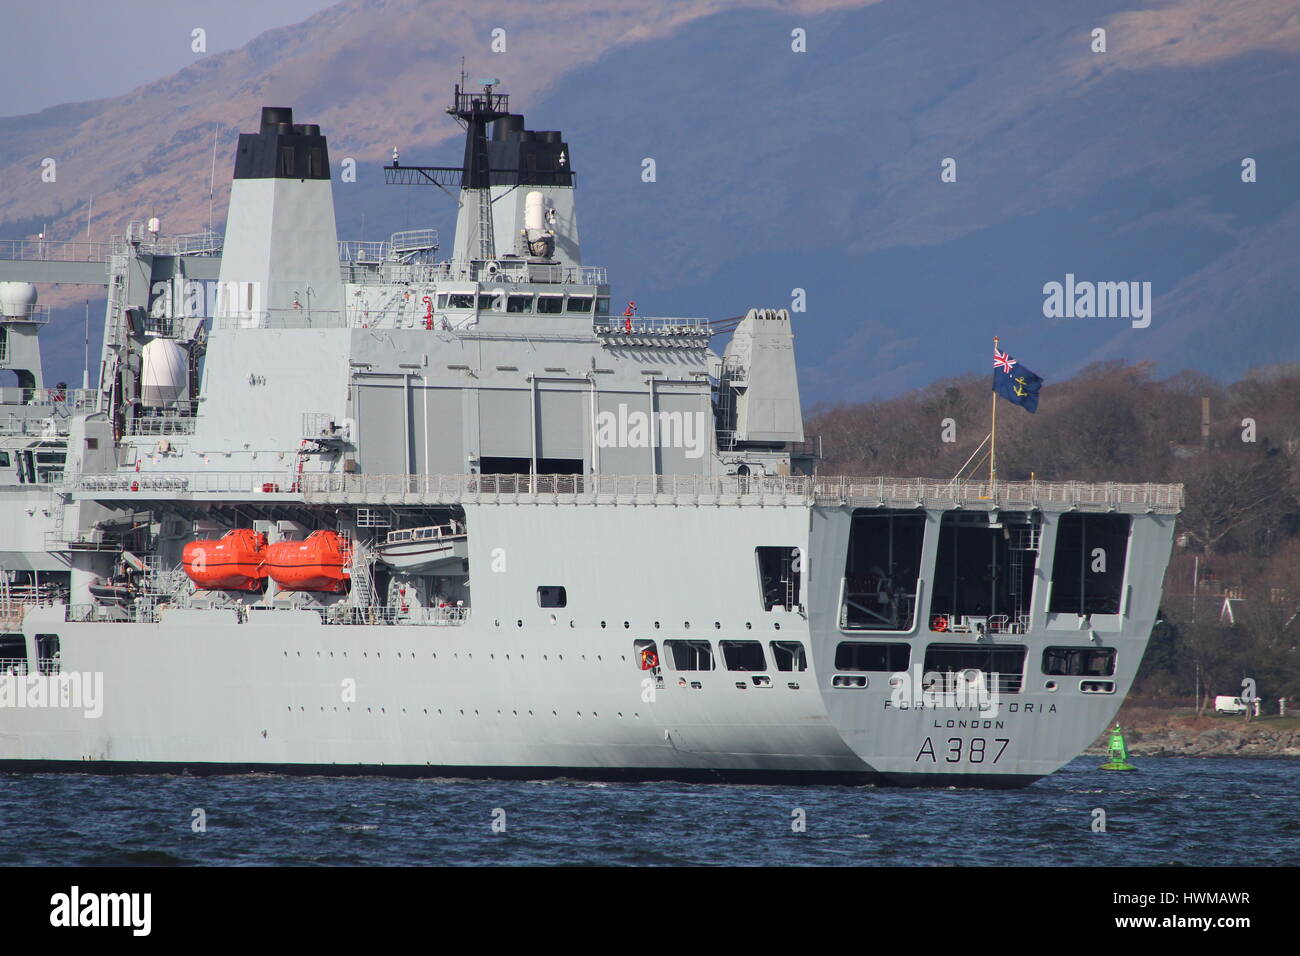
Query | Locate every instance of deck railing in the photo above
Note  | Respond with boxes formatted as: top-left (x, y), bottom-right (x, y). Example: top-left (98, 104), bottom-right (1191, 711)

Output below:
top-left (68, 470), bottom-right (1184, 513)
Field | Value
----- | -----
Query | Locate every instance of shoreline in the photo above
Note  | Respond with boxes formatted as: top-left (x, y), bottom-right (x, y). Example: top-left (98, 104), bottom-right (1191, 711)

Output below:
top-left (1084, 702), bottom-right (1300, 758)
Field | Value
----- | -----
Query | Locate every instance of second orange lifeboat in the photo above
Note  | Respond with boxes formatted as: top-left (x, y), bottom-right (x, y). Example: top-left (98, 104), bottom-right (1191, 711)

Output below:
top-left (182, 529), bottom-right (267, 591)
top-left (266, 530), bottom-right (351, 592)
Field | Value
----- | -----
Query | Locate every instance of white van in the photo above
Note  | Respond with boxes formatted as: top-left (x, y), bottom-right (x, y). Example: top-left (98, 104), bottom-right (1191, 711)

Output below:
top-left (1214, 695), bottom-right (1248, 715)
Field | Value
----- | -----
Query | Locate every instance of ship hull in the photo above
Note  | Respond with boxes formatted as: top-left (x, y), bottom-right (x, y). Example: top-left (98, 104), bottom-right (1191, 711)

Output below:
top-left (0, 497), bottom-right (1174, 788)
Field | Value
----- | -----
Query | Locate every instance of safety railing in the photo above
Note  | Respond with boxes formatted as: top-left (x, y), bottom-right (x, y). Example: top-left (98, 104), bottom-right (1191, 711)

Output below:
top-left (0, 239), bottom-right (112, 263)
top-left (325, 605), bottom-right (469, 626)
top-left (66, 470), bottom-right (1185, 513)
top-left (0, 387), bottom-right (96, 408)
top-left (127, 413), bottom-right (198, 436)
top-left (0, 304), bottom-right (52, 324)
top-left (116, 224), bottom-right (222, 256)
top-left (0, 658), bottom-right (28, 676)
top-left (594, 316), bottom-right (713, 336)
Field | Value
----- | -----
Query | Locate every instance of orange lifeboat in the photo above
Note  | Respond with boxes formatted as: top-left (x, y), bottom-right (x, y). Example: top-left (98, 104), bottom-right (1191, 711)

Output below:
top-left (182, 529), bottom-right (267, 591)
top-left (266, 530), bottom-right (351, 592)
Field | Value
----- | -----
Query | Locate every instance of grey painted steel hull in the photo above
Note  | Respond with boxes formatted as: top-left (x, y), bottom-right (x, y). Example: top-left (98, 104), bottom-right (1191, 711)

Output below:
top-left (0, 499), bottom-right (1173, 787)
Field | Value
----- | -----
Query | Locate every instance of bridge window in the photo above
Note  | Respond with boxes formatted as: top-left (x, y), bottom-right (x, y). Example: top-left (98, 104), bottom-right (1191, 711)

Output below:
top-left (0, 451), bottom-right (9, 467)
top-left (664, 640), bottom-right (714, 671)
top-left (1042, 646), bottom-right (1116, 676)
top-left (595, 297), bottom-right (610, 316)
top-left (770, 641), bottom-right (807, 672)
top-left (507, 295), bottom-right (533, 313)
top-left (834, 642), bottom-right (910, 672)
top-left (309, 146), bottom-right (325, 178)
top-left (536, 295), bottom-right (564, 314)
top-left (536, 586), bottom-right (567, 608)
top-left (278, 146), bottom-right (295, 176)
top-left (931, 512), bottom-right (1038, 633)
top-left (566, 296), bottom-right (593, 313)
top-left (447, 294), bottom-right (475, 310)
top-left (842, 509), bottom-right (925, 631)
top-left (721, 640), bottom-right (766, 671)
top-left (1048, 514), bottom-right (1131, 615)
top-left (924, 644), bottom-right (1026, 694)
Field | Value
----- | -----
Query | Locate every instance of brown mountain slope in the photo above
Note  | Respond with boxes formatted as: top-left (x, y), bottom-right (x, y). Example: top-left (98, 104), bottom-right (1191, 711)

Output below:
top-left (0, 0), bottom-right (868, 251)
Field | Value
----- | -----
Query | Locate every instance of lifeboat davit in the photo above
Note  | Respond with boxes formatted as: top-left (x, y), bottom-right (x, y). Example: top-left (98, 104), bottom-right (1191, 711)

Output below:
top-left (266, 531), bottom-right (350, 592)
top-left (182, 529), bottom-right (267, 591)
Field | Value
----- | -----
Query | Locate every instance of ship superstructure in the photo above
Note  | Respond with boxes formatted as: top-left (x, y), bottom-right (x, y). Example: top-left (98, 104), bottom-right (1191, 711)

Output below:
top-left (0, 83), bottom-right (1181, 786)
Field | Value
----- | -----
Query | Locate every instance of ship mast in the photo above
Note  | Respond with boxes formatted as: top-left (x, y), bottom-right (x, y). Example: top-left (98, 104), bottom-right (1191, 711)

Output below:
top-left (448, 77), bottom-right (510, 262)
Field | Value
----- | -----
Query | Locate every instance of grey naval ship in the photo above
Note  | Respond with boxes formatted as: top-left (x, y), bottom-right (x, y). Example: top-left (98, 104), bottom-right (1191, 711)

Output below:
top-left (0, 82), bottom-right (1181, 786)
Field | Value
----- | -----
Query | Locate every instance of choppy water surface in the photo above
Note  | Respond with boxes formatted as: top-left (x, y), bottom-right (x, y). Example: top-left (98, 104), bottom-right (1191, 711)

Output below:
top-left (1, 756), bottom-right (1294, 865)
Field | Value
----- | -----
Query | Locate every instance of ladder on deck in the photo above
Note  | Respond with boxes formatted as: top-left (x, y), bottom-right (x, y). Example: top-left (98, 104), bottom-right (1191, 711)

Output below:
top-left (474, 186), bottom-right (496, 261)
top-left (346, 536), bottom-right (377, 609)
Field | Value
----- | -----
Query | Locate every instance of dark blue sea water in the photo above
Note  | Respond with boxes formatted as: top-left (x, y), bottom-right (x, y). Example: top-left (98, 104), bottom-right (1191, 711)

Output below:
top-left (1, 756), bottom-right (1295, 866)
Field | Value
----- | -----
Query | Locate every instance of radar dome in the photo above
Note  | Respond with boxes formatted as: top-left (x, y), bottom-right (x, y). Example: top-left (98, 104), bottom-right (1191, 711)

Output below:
top-left (0, 282), bottom-right (38, 318)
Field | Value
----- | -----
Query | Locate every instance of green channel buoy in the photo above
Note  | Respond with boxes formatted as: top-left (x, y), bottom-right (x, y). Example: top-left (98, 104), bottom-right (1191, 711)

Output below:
top-left (1099, 724), bottom-right (1137, 771)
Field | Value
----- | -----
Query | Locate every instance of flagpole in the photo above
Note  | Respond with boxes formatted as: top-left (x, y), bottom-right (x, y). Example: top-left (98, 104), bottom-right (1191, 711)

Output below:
top-left (990, 335), bottom-right (998, 487)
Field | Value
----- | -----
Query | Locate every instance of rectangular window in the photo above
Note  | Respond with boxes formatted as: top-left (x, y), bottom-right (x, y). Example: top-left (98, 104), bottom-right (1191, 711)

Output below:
top-left (536, 586), bottom-right (567, 608)
top-left (1042, 647), bottom-right (1116, 677)
top-left (566, 296), bottom-right (593, 313)
top-left (536, 296), bottom-right (564, 314)
top-left (85, 439), bottom-right (98, 451)
top-left (931, 512), bottom-right (1039, 632)
top-left (35, 633), bottom-right (59, 675)
top-left (1048, 514), bottom-right (1131, 615)
top-left (309, 146), bottom-right (325, 178)
top-left (35, 452), bottom-right (65, 464)
top-left (595, 297), bottom-right (610, 316)
top-left (834, 642), bottom-right (910, 672)
top-left (279, 146), bottom-right (295, 177)
top-left (664, 640), bottom-right (714, 671)
top-left (770, 641), bottom-right (807, 672)
top-left (478, 294), bottom-right (498, 311)
top-left (436, 294), bottom-right (449, 309)
top-left (0, 451), bottom-right (9, 467)
top-left (923, 644), bottom-right (1027, 694)
top-left (756, 546), bottom-right (801, 611)
top-left (506, 295), bottom-right (533, 313)
top-left (720, 640), bottom-right (766, 671)
top-left (842, 509), bottom-right (926, 631)
top-left (0, 633), bottom-right (26, 671)
top-left (447, 294), bottom-right (475, 310)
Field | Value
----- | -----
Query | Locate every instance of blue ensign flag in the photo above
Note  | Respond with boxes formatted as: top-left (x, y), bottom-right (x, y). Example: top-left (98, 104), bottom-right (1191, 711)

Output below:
top-left (992, 346), bottom-right (1043, 413)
